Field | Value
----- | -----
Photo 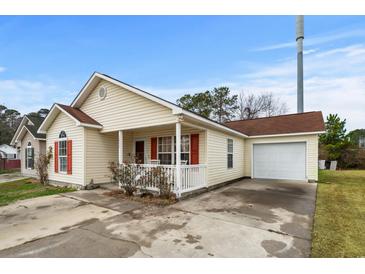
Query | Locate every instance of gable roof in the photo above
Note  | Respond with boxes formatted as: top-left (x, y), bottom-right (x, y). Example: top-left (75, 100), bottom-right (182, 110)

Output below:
top-left (10, 115), bottom-right (46, 145)
top-left (24, 124), bottom-right (46, 139)
top-left (37, 103), bottom-right (103, 134)
top-left (10, 116), bottom-right (32, 145)
top-left (68, 72), bottom-right (248, 138)
top-left (225, 111), bottom-right (325, 137)
top-left (57, 104), bottom-right (102, 126)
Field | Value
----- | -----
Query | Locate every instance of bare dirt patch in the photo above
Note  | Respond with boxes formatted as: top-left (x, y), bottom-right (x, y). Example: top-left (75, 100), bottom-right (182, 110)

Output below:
top-left (103, 190), bottom-right (177, 207)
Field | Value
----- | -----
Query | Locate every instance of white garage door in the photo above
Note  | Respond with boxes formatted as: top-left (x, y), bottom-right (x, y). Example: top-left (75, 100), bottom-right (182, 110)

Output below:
top-left (253, 142), bottom-right (306, 180)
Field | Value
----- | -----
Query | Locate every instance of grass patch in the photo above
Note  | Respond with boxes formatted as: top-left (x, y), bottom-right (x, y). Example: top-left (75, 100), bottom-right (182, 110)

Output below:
top-left (0, 178), bottom-right (75, 207)
top-left (311, 170), bottom-right (365, 257)
top-left (0, 169), bottom-right (20, 175)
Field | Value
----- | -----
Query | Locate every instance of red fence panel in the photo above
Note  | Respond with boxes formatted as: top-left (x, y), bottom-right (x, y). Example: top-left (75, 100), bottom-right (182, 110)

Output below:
top-left (4, 159), bottom-right (21, 170)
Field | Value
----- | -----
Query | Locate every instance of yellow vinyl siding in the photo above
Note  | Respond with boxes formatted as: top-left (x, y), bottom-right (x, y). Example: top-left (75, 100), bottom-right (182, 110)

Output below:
top-left (85, 129), bottom-right (118, 184)
top-left (47, 112), bottom-right (85, 185)
top-left (244, 134), bottom-right (319, 181)
top-left (206, 129), bottom-right (245, 186)
top-left (20, 132), bottom-right (45, 178)
top-left (80, 80), bottom-right (177, 132)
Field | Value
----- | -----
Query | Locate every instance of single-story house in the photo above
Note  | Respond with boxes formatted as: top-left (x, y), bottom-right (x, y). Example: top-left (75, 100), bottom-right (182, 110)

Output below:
top-left (37, 72), bottom-right (325, 195)
top-left (11, 115), bottom-right (46, 177)
top-left (0, 144), bottom-right (18, 159)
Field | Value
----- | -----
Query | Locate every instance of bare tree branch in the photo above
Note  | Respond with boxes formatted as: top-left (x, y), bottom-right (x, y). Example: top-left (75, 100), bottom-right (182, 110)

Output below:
top-left (237, 91), bottom-right (288, 120)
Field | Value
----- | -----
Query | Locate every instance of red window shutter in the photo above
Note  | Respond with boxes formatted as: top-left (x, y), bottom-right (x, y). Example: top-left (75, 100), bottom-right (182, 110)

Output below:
top-left (67, 140), bottom-right (72, 175)
top-left (151, 137), bottom-right (157, 160)
top-left (191, 134), bottom-right (199, 164)
top-left (54, 142), bottom-right (58, 173)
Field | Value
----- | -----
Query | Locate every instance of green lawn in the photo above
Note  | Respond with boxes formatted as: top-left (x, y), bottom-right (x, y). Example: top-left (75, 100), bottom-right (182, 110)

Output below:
top-left (0, 178), bottom-right (75, 207)
top-left (311, 170), bottom-right (365, 257)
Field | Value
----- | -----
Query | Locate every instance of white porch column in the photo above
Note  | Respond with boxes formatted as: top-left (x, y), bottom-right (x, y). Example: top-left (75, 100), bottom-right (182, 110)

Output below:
top-left (118, 130), bottom-right (123, 165)
top-left (175, 122), bottom-right (181, 198)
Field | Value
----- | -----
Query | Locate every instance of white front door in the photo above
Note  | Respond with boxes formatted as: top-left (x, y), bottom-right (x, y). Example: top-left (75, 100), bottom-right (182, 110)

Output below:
top-left (253, 142), bottom-right (306, 181)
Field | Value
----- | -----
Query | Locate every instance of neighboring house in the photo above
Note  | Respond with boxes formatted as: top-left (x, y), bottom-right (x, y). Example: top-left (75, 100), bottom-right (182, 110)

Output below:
top-left (11, 115), bottom-right (46, 177)
top-left (348, 129), bottom-right (365, 149)
top-left (0, 144), bottom-right (17, 159)
top-left (38, 72), bottom-right (325, 195)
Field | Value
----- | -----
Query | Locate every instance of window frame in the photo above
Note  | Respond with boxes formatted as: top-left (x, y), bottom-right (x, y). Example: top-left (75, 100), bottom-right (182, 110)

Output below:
top-left (359, 136), bottom-right (365, 149)
top-left (26, 142), bottom-right (33, 170)
top-left (58, 131), bottom-right (68, 174)
top-left (157, 136), bottom-right (173, 165)
top-left (157, 134), bottom-right (191, 165)
top-left (227, 138), bottom-right (233, 169)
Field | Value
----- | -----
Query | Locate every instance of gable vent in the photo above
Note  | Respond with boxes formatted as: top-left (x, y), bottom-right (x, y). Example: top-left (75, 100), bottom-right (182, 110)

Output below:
top-left (98, 86), bottom-right (107, 100)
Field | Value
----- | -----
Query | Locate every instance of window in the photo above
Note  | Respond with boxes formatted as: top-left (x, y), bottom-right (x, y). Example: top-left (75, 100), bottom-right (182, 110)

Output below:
top-left (359, 136), bottom-right (365, 149)
top-left (158, 137), bottom-right (172, 164)
top-left (26, 142), bottom-right (34, 169)
top-left (157, 135), bottom-right (191, 165)
top-left (174, 135), bottom-right (190, 164)
top-left (227, 139), bottom-right (233, 168)
top-left (58, 131), bottom-right (67, 172)
top-left (59, 131), bottom-right (67, 138)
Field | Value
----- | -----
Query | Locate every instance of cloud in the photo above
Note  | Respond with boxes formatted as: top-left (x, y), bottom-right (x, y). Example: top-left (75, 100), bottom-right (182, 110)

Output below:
top-left (144, 43), bottom-right (364, 131)
top-left (234, 44), bottom-right (365, 130)
top-left (0, 78), bottom-right (74, 115)
top-left (0, 66), bottom-right (6, 72)
top-left (254, 28), bottom-right (365, 52)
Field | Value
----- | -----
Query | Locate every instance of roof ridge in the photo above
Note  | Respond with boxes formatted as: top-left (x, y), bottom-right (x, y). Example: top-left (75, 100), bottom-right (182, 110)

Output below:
top-left (226, 111), bottom-right (321, 123)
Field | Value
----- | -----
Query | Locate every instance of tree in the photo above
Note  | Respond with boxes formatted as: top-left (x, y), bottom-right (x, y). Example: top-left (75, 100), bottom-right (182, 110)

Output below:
top-left (38, 108), bottom-right (50, 118)
top-left (210, 87), bottom-right (238, 123)
top-left (0, 105), bottom-right (21, 145)
top-left (4, 109), bottom-right (21, 128)
top-left (320, 114), bottom-right (347, 145)
top-left (176, 91), bottom-right (212, 118)
top-left (319, 114), bottom-right (350, 161)
top-left (237, 91), bottom-right (288, 120)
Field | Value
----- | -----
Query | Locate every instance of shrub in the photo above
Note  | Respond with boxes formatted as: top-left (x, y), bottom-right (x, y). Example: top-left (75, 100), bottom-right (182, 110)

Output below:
top-left (109, 162), bottom-right (137, 196)
top-left (35, 146), bottom-right (52, 185)
top-left (108, 162), bottom-right (175, 199)
top-left (339, 148), bottom-right (365, 169)
top-left (145, 166), bottom-right (175, 199)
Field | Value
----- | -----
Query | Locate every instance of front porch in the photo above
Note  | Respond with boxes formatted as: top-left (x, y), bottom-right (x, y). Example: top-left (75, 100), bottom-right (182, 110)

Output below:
top-left (115, 121), bottom-right (208, 197)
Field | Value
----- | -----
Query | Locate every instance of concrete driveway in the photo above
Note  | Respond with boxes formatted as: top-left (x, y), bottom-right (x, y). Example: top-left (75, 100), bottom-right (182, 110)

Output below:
top-left (0, 179), bottom-right (317, 257)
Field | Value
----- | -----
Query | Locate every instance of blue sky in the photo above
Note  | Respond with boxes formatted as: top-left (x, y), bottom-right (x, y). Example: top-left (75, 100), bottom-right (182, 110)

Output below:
top-left (0, 16), bottom-right (364, 130)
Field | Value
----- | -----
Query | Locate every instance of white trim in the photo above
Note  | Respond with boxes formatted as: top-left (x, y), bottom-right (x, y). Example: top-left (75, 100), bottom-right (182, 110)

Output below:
top-left (58, 135), bottom-right (68, 174)
top-left (77, 122), bottom-right (103, 129)
top-left (178, 110), bottom-right (248, 138)
top-left (101, 121), bottom-right (177, 133)
top-left (118, 130), bottom-right (124, 164)
top-left (70, 72), bottom-right (246, 138)
top-left (227, 138), bottom-right (233, 169)
top-left (72, 72), bottom-right (182, 112)
top-left (133, 138), bottom-right (147, 164)
top-left (38, 104), bottom-right (103, 133)
top-left (251, 141), bottom-right (308, 181)
top-left (10, 116), bottom-right (33, 145)
top-left (248, 131), bottom-right (325, 139)
top-left (26, 142), bottom-right (33, 170)
top-left (15, 125), bottom-right (44, 144)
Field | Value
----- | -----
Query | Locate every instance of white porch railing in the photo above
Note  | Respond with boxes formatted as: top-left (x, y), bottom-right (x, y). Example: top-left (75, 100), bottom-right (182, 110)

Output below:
top-left (119, 164), bottom-right (207, 196)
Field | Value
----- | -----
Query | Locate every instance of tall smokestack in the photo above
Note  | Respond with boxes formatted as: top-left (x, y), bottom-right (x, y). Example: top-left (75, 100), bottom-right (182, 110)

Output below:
top-left (296, 15), bottom-right (304, 113)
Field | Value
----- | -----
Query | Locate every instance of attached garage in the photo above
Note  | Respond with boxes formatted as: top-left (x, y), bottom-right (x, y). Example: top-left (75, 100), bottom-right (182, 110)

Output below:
top-left (252, 142), bottom-right (306, 181)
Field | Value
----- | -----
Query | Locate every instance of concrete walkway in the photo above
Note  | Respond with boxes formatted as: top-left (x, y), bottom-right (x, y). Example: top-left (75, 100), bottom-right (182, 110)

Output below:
top-left (0, 179), bottom-right (317, 257)
top-left (0, 172), bottom-right (28, 184)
